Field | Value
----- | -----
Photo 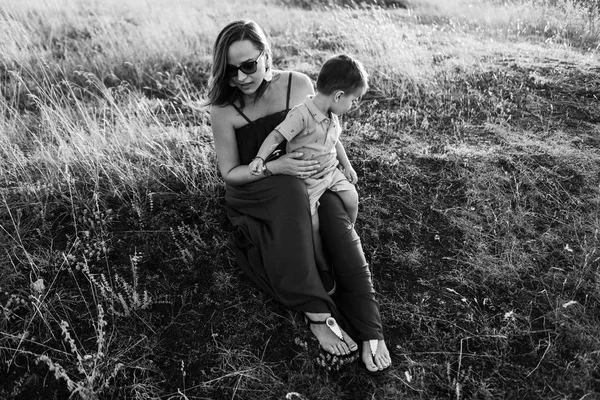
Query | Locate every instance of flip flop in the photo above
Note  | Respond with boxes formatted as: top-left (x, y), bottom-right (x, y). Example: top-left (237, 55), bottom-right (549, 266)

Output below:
top-left (306, 316), bottom-right (345, 342)
top-left (306, 316), bottom-right (358, 370)
top-left (364, 339), bottom-right (391, 376)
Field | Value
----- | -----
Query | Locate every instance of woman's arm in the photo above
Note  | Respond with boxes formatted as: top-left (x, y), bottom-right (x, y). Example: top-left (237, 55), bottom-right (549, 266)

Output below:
top-left (211, 105), bottom-right (267, 185)
top-left (211, 102), bottom-right (319, 185)
top-left (257, 130), bottom-right (285, 161)
top-left (249, 129), bottom-right (286, 175)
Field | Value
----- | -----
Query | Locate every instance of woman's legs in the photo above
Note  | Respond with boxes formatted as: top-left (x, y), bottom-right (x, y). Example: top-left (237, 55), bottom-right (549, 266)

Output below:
top-left (362, 340), bottom-right (392, 372)
top-left (318, 190), bottom-right (392, 371)
top-left (311, 212), bottom-right (328, 272)
top-left (226, 177), bottom-right (356, 354)
top-left (226, 176), bottom-right (328, 312)
top-left (305, 311), bottom-right (357, 355)
top-left (311, 212), bottom-right (336, 295)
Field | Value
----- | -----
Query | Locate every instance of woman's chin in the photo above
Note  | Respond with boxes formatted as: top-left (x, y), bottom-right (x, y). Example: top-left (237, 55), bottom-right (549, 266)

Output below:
top-left (238, 82), bottom-right (258, 93)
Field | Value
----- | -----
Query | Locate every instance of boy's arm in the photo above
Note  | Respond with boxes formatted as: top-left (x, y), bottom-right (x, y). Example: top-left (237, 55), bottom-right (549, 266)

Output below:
top-left (249, 130), bottom-right (285, 175)
top-left (335, 140), bottom-right (352, 170)
top-left (257, 130), bottom-right (285, 161)
top-left (250, 106), bottom-right (306, 175)
top-left (336, 140), bottom-right (358, 184)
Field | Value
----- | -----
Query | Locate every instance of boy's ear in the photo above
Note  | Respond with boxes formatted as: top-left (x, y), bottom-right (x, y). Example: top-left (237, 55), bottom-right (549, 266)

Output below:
top-left (334, 90), bottom-right (345, 102)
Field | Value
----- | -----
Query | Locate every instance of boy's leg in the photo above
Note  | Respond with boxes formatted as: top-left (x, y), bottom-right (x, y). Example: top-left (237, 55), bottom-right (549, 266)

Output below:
top-left (336, 188), bottom-right (359, 225)
top-left (329, 169), bottom-right (359, 224)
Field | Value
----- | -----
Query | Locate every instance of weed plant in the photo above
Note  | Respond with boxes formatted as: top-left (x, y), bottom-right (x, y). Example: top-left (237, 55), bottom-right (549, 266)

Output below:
top-left (1, 0), bottom-right (599, 399)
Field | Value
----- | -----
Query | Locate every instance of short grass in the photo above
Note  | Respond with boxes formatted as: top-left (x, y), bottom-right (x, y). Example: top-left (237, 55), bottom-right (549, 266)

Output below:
top-left (1, 0), bottom-right (599, 399)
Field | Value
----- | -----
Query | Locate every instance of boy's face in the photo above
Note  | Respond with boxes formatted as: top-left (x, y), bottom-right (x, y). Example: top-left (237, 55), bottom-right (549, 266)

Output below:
top-left (332, 87), bottom-right (365, 115)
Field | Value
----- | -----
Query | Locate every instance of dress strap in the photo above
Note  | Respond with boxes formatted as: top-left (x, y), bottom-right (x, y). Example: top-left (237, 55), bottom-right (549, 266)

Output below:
top-left (231, 103), bottom-right (252, 124)
top-left (231, 74), bottom-right (293, 121)
top-left (286, 72), bottom-right (293, 110)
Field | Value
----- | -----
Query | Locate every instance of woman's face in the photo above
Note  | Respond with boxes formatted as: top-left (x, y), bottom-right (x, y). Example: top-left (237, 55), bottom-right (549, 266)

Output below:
top-left (226, 39), bottom-right (267, 96)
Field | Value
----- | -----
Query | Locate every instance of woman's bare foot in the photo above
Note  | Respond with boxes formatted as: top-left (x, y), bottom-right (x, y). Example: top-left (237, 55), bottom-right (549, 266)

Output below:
top-left (306, 312), bottom-right (358, 356)
top-left (362, 339), bottom-right (392, 372)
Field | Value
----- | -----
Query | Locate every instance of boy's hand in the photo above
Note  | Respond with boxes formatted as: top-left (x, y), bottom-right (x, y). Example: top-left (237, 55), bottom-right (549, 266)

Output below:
top-left (344, 167), bottom-right (358, 184)
top-left (249, 158), bottom-right (264, 176)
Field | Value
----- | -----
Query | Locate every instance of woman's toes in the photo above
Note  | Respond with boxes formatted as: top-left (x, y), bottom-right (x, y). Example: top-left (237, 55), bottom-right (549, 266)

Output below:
top-left (375, 355), bottom-right (389, 369)
top-left (374, 345), bottom-right (391, 369)
top-left (362, 340), bottom-right (392, 371)
top-left (325, 345), bottom-right (338, 355)
top-left (338, 343), bottom-right (350, 355)
top-left (337, 328), bottom-right (357, 353)
top-left (384, 355), bottom-right (392, 367)
top-left (365, 359), bottom-right (378, 372)
top-left (361, 344), bottom-right (378, 371)
top-left (347, 339), bottom-right (358, 352)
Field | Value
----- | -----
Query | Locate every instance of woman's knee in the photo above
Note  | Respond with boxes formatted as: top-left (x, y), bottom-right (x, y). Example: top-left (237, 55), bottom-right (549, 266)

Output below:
top-left (273, 175), bottom-right (308, 201)
top-left (319, 191), bottom-right (352, 227)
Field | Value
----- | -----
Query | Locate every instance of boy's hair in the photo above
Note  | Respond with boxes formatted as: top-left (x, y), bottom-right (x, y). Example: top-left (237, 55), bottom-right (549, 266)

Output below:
top-left (316, 54), bottom-right (368, 95)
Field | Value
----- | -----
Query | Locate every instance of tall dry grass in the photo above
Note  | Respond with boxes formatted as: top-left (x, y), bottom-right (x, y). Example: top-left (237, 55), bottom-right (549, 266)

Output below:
top-left (1, 0), bottom-right (599, 398)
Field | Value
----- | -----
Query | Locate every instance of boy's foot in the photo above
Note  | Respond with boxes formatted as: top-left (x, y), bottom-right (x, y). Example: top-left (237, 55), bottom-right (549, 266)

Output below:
top-left (306, 314), bottom-right (358, 356)
top-left (362, 339), bottom-right (392, 373)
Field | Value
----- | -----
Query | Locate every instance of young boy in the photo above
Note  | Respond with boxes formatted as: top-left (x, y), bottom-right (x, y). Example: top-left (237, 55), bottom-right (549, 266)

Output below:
top-left (249, 54), bottom-right (368, 295)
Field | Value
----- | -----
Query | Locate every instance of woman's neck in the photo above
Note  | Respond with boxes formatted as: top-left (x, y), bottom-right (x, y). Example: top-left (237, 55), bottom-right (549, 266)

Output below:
top-left (239, 79), bottom-right (271, 108)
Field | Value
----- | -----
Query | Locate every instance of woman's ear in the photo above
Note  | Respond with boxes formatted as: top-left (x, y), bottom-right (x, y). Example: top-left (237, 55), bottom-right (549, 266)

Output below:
top-left (334, 90), bottom-right (345, 102)
top-left (264, 67), bottom-right (273, 82)
top-left (264, 50), bottom-right (273, 82)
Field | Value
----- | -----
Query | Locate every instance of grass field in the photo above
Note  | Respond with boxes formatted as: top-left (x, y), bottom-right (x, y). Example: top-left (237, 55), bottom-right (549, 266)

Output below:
top-left (1, 0), bottom-right (600, 399)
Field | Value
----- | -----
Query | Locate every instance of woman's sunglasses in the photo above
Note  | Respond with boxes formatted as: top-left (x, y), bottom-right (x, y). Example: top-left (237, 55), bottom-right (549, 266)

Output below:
top-left (225, 50), bottom-right (264, 78)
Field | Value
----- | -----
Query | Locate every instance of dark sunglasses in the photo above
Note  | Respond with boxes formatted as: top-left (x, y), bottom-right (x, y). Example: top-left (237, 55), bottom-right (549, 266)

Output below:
top-left (225, 50), bottom-right (264, 78)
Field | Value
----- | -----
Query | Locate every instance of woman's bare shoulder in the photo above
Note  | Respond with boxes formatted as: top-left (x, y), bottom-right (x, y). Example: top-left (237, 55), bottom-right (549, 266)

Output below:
top-left (210, 103), bottom-right (235, 119)
top-left (210, 103), bottom-right (236, 130)
top-left (288, 71), bottom-right (313, 90)
top-left (282, 71), bottom-right (314, 105)
top-left (272, 70), bottom-right (312, 88)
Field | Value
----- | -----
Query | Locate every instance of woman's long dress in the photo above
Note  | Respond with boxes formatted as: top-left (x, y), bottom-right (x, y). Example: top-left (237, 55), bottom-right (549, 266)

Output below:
top-left (224, 74), bottom-right (383, 341)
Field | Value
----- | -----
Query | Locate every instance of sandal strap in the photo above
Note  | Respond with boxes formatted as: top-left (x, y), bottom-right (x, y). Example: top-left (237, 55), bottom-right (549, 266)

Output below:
top-left (306, 316), bottom-right (344, 341)
top-left (369, 339), bottom-right (379, 358)
top-left (305, 316), bottom-right (327, 325)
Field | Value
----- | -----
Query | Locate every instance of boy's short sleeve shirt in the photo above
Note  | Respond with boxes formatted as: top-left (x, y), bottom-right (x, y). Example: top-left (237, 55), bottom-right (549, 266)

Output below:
top-left (275, 96), bottom-right (340, 177)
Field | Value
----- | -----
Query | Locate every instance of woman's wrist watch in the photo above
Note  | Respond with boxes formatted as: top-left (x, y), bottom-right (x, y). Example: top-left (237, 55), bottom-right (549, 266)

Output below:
top-left (261, 163), bottom-right (273, 176)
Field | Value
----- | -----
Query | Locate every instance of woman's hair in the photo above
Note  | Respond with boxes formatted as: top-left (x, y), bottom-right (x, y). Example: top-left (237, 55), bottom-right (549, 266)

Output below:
top-left (207, 20), bottom-right (272, 108)
top-left (316, 54), bottom-right (369, 96)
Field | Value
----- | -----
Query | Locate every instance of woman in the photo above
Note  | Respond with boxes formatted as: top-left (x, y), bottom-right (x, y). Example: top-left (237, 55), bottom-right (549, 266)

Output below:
top-left (207, 19), bottom-right (391, 373)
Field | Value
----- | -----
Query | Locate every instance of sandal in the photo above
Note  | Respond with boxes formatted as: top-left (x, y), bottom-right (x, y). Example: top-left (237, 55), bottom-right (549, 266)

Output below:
top-left (363, 339), bottom-right (391, 376)
top-left (306, 316), bottom-right (358, 370)
top-left (306, 316), bottom-right (345, 341)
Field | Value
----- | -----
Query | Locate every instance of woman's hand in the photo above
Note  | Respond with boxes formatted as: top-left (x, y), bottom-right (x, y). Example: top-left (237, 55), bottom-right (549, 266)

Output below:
top-left (248, 157), bottom-right (264, 176)
top-left (271, 152), bottom-right (320, 179)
